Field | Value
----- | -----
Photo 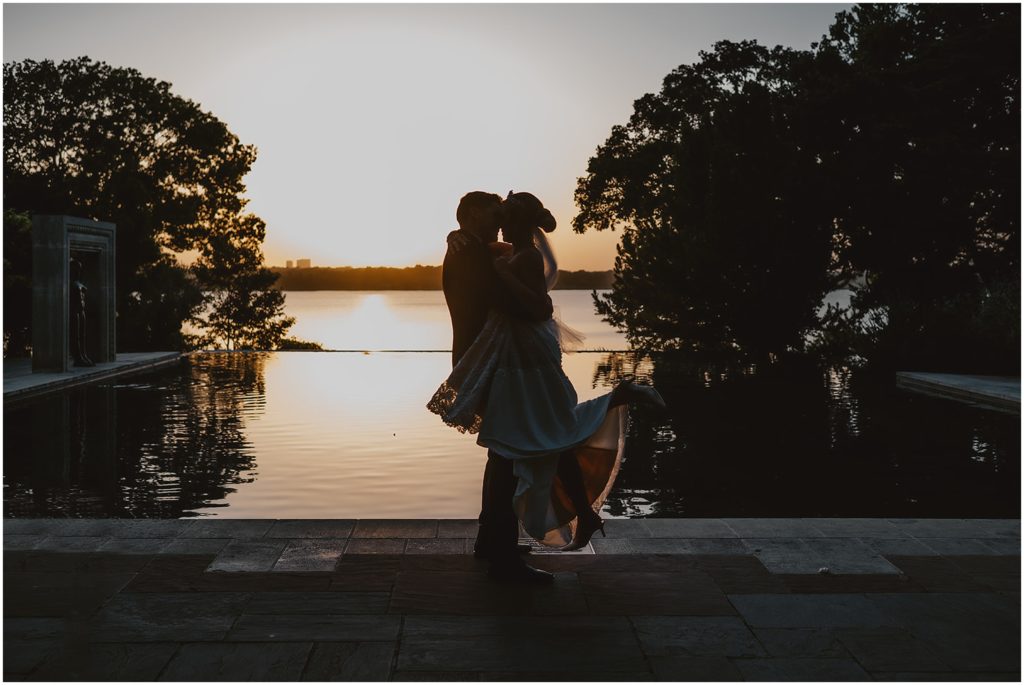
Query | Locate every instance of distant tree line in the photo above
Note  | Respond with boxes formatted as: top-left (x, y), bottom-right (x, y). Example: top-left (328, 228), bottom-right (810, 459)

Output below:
top-left (575, 4), bottom-right (1019, 373)
top-left (270, 265), bottom-right (614, 291)
top-left (3, 57), bottom-right (310, 354)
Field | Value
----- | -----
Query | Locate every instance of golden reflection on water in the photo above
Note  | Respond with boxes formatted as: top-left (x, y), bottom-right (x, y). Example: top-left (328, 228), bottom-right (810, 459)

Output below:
top-left (190, 351), bottom-right (621, 518)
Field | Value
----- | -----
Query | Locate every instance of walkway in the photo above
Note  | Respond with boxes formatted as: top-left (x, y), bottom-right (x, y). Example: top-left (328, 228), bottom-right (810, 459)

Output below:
top-left (3, 352), bottom-right (182, 404)
top-left (896, 372), bottom-right (1020, 413)
top-left (4, 518), bottom-right (1020, 681)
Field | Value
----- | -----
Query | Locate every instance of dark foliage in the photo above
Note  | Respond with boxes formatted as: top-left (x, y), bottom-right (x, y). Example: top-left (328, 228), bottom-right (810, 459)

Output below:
top-left (3, 57), bottom-right (295, 352)
top-left (575, 4), bottom-right (1019, 372)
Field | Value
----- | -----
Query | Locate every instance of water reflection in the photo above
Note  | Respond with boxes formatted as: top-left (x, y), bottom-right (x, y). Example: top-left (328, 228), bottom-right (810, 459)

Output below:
top-left (3, 351), bottom-right (1019, 518)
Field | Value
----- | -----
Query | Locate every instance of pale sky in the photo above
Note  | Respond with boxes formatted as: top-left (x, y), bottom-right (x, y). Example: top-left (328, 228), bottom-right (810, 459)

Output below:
top-left (3, 3), bottom-right (850, 270)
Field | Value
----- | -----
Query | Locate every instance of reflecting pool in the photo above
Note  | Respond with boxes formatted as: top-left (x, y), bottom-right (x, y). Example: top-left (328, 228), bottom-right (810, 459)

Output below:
top-left (3, 351), bottom-right (1018, 518)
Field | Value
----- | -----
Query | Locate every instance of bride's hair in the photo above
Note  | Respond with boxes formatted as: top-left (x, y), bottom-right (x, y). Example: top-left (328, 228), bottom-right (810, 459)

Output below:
top-left (504, 191), bottom-right (556, 234)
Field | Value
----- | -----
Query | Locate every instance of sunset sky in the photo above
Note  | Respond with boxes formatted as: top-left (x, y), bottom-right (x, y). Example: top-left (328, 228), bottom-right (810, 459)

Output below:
top-left (4, 3), bottom-right (849, 270)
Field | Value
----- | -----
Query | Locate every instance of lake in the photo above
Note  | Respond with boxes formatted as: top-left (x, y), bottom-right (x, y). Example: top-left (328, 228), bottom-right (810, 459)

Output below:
top-left (4, 286), bottom-right (1017, 519)
top-left (280, 290), bottom-right (629, 351)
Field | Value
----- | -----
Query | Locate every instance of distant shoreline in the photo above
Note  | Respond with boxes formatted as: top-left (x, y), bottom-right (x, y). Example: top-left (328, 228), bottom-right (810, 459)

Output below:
top-left (270, 265), bottom-right (613, 291)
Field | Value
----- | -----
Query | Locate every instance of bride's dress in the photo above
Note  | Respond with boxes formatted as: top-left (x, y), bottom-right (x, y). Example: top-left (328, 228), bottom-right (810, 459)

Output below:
top-left (427, 232), bottom-right (626, 547)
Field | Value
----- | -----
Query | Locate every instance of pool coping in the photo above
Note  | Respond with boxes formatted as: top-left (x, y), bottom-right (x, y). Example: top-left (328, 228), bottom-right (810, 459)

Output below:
top-left (896, 371), bottom-right (1021, 413)
top-left (2, 351), bottom-right (184, 404)
top-left (5, 517), bottom-right (1019, 575)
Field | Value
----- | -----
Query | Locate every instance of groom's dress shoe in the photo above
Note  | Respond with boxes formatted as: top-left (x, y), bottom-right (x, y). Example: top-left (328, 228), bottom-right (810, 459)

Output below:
top-left (473, 543), bottom-right (531, 560)
top-left (487, 559), bottom-right (554, 584)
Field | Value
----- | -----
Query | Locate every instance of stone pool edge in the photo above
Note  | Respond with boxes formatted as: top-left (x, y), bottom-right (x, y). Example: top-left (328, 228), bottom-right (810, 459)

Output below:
top-left (4, 517), bottom-right (1019, 575)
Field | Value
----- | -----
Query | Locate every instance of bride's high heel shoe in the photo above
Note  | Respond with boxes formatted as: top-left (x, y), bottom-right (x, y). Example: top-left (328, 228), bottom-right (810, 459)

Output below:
top-left (561, 512), bottom-right (606, 551)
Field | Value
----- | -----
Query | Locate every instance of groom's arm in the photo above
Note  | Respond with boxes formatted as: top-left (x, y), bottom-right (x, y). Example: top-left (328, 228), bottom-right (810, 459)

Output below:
top-left (446, 230), bottom-right (552, 321)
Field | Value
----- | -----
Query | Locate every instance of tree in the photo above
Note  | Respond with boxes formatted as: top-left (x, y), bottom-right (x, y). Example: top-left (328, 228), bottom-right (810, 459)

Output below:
top-left (3, 57), bottom-right (294, 351)
top-left (188, 212), bottom-right (295, 350)
top-left (574, 41), bottom-right (838, 363)
top-left (811, 4), bottom-right (1020, 371)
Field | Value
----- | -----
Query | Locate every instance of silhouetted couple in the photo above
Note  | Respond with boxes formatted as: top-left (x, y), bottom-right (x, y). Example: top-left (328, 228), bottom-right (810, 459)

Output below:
top-left (428, 191), bottom-right (664, 584)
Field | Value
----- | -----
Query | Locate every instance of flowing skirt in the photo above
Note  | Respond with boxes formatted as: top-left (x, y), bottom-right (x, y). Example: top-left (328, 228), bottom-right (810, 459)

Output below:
top-left (427, 309), bottom-right (626, 547)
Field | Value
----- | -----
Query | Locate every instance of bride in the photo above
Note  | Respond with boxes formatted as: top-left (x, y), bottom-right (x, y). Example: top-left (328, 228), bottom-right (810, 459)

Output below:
top-left (428, 191), bottom-right (664, 550)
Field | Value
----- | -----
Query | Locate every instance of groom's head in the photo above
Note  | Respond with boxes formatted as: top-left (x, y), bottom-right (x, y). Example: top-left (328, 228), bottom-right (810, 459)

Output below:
top-left (456, 191), bottom-right (503, 243)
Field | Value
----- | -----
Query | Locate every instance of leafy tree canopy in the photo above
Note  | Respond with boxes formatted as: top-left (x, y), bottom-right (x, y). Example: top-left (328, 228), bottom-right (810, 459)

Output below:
top-left (3, 57), bottom-right (295, 352)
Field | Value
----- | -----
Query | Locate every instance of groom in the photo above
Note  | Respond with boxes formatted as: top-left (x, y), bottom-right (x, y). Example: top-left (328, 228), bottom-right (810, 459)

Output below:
top-left (443, 191), bottom-right (554, 584)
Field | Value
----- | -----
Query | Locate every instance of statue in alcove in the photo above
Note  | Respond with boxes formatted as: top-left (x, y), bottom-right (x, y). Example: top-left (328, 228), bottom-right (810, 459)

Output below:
top-left (70, 257), bottom-right (95, 367)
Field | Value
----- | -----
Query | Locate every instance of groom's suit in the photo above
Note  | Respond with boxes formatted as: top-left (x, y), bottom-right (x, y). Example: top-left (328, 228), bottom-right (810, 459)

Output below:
top-left (442, 231), bottom-right (551, 561)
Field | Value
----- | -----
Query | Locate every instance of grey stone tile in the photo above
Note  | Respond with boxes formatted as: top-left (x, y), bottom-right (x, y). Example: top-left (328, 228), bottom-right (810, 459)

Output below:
top-left (51, 519), bottom-right (190, 538)
top-left (4, 519), bottom-right (66, 536)
top-left (648, 656), bottom-right (742, 681)
top-left (245, 592), bottom-right (390, 615)
top-left (345, 538), bottom-right (406, 554)
top-left (918, 538), bottom-right (1007, 555)
top-left (265, 520), bottom-right (355, 539)
top-left (860, 537), bottom-right (937, 557)
top-left (181, 519), bottom-right (275, 539)
top-left (159, 538), bottom-right (231, 555)
top-left (965, 519), bottom-right (1021, 539)
top-left (724, 518), bottom-right (825, 538)
top-left (159, 642), bottom-right (313, 681)
top-left (745, 537), bottom-right (900, 574)
top-left (751, 628), bottom-right (849, 658)
top-left (3, 570), bottom-right (134, 618)
top-left (871, 671), bottom-right (1021, 681)
top-left (590, 537), bottom-right (637, 554)
top-left (807, 518), bottom-right (907, 538)
top-left (0, 640), bottom-right (58, 674)
top-left (404, 539), bottom-right (467, 555)
top-left (33, 642), bottom-right (179, 681)
top-left (3, 618), bottom-right (67, 641)
top-left (97, 538), bottom-right (171, 555)
top-left (302, 642), bottom-right (395, 681)
top-left (643, 519), bottom-right (738, 538)
top-left (733, 657), bottom-right (872, 681)
top-left (398, 616), bottom-right (645, 672)
top-left (208, 539), bottom-right (287, 572)
top-left (980, 538), bottom-right (1022, 555)
top-left (228, 614), bottom-right (400, 642)
top-left (436, 520), bottom-right (478, 538)
top-left (886, 519), bottom-right (1002, 539)
top-left (867, 592), bottom-right (1020, 672)
top-left (804, 538), bottom-right (902, 574)
top-left (90, 592), bottom-right (250, 641)
top-left (3, 535), bottom-right (44, 551)
top-left (835, 627), bottom-right (950, 673)
top-left (272, 539), bottom-right (347, 572)
top-left (599, 519), bottom-right (652, 538)
top-left (629, 538), bottom-right (747, 554)
top-left (632, 616), bottom-right (765, 657)
top-left (392, 671), bottom-right (481, 681)
top-left (729, 594), bottom-right (901, 628)
top-left (34, 536), bottom-right (109, 552)
top-left (352, 520), bottom-right (438, 539)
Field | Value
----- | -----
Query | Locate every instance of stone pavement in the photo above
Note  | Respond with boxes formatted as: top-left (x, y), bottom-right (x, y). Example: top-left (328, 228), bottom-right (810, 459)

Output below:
top-left (3, 518), bottom-right (1020, 681)
top-left (896, 372), bottom-right (1020, 413)
top-left (3, 351), bottom-right (182, 404)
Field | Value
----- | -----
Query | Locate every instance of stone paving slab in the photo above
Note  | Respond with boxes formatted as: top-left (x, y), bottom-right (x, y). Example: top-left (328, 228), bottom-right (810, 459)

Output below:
top-left (2, 546), bottom-right (1020, 681)
top-left (895, 371), bottom-right (1020, 413)
top-left (3, 351), bottom-right (182, 403)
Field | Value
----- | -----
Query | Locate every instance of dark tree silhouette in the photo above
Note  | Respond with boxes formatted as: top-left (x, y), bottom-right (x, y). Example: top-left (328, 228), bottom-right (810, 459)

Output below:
top-left (3, 57), bottom-right (294, 352)
top-left (574, 40), bottom-right (839, 363)
top-left (575, 5), bottom-right (1019, 372)
top-left (811, 4), bottom-right (1020, 372)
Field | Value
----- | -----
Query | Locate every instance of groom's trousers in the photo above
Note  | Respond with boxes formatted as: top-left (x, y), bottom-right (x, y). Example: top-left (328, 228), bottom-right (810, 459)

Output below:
top-left (476, 449), bottom-right (520, 559)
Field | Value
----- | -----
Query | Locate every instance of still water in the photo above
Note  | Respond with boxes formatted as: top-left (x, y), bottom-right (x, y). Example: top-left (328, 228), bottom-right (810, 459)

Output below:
top-left (282, 290), bottom-right (628, 351)
top-left (4, 347), bottom-right (1018, 519)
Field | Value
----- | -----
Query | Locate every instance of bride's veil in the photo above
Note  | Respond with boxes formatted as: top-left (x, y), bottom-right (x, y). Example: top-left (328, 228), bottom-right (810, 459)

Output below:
top-left (533, 227), bottom-right (586, 351)
top-left (532, 226), bottom-right (560, 292)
